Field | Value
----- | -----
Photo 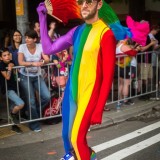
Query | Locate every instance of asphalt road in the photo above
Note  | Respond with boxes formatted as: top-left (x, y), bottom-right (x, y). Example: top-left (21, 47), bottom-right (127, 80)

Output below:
top-left (1, 118), bottom-right (160, 160)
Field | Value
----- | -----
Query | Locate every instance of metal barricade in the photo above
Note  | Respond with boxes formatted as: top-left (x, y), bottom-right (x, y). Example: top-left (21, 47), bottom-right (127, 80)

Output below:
top-left (107, 51), bottom-right (160, 106)
top-left (0, 51), bottom-right (160, 128)
top-left (0, 63), bottom-right (64, 128)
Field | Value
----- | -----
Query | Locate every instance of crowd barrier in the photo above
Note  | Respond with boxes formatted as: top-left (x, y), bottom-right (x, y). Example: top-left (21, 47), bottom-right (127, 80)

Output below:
top-left (109, 50), bottom-right (160, 105)
top-left (0, 51), bottom-right (160, 128)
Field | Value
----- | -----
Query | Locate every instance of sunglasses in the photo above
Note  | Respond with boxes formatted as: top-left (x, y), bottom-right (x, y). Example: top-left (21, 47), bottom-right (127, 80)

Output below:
top-left (76, 0), bottom-right (98, 6)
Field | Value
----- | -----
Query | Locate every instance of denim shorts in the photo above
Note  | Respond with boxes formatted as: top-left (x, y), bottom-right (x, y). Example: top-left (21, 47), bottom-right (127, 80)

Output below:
top-left (7, 90), bottom-right (24, 109)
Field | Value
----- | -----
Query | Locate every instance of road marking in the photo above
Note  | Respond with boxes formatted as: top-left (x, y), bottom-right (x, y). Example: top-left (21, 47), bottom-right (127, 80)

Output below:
top-left (101, 133), bottom-right (160, 160)
top-left (93, 121), bottom-right (160, 152)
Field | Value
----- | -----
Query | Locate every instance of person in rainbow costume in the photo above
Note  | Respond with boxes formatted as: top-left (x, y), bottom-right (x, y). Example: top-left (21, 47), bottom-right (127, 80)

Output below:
top-left (37, 0), bottom-right (132, 159)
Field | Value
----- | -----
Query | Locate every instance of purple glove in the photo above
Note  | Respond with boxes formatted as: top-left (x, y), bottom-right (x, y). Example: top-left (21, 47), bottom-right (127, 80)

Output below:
top-left (36, 2), bottom-right (47, 15)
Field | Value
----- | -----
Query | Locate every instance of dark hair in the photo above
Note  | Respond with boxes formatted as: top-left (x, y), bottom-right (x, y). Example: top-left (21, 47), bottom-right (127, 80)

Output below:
top-left (150, 25), bottom-right (160, 31)
top-left (25, 30), bottom-right (38, 39)
top-left (0, 48), bottom-right (9, 57)
top-left (29, 21), bottom-right (39, 30)
top-left (10, 30), bottom-right (22, 50)
top-left (126, 38), bottom-right (136, 46)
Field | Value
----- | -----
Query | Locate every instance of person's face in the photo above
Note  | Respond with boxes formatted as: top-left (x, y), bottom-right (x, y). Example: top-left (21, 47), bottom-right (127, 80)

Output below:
top-left (153, 29), bottom-right (159, 35)
top-left (49, 22), bottom-right (56, 30)
top-left (25, 36), bottom-right (37, 46)
top-left (0, 51), bottom-right (11, 63)
top-left (77, 0), bottom-right (100, 20)
top-left (34, 22), bottom-right (40, 33)
top-left (13, 31), bottom-right (22, 43)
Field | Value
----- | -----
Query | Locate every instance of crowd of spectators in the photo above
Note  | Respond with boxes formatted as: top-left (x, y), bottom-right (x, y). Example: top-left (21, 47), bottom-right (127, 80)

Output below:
top-left (0, 18), bottom-right (160, 134)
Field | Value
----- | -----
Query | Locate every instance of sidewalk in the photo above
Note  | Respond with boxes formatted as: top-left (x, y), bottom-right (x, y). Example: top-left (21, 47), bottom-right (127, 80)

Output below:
top-left (0, 98), bottom-right (160, 149)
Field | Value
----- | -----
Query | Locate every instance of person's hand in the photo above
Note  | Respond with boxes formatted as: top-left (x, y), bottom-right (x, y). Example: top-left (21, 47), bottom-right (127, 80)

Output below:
top-left (8, 66), bottom-right (12, 71)
top-left (150, 40), bottom-right (157, 46)
top-left (37, 2), bottom-right (47, 15)
top-left (32, 61), bottom-right (44, 67)
top-left (53, 60), bottom-right (59, 65)
top-left (135, 45), bottom-right (141, 52)
top-left (8, 62), bottom-right (14, 68)
top-left (90, 111), bottom-right (102, 125)
top-left (62, 56), bottom-right (67, 62)
top-left (8, 63), bottom-right (14, 73)
top-left (50, 22), bottom-right (56, 30)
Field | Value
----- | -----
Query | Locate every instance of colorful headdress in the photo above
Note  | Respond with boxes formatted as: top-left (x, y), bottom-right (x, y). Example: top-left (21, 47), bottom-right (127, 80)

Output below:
top-left (126, 16), bottom-right (150, 46)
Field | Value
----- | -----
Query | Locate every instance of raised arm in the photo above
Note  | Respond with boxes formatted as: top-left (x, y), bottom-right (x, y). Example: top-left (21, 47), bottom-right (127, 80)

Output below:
top-left (37, 3), bottom-right (76, 55)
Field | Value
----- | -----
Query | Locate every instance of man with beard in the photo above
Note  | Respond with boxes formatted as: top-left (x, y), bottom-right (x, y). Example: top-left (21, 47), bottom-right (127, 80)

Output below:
top-left (37, 0), bottom-right (116, 159)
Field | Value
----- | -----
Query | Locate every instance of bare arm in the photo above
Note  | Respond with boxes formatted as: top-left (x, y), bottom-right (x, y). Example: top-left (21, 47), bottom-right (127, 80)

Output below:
top-left (41, 53), bottom-right (50, 64)
top-left (1, 70), bottom-right (12, 80)
top-left (117, 42), bottom-right (138, 56)
top-left (18, 53), bottom-right (44, 67)
top-left (1, 65), bottom-right (13, 80)
top-left (140, 40), bottom-right (157, 52)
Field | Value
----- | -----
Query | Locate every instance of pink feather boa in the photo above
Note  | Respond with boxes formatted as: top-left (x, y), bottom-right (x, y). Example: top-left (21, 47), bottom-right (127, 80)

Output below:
top-left (126, 16), bottom-right (150, 46)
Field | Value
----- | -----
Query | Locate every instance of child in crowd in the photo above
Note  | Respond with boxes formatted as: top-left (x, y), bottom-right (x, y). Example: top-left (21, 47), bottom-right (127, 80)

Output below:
top-left (0, 49), bottom-right (24, 133)
top-left (51, 49), bottom-right (72, 99)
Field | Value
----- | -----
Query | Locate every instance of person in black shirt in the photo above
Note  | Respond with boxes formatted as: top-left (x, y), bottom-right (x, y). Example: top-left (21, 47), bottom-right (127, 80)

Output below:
top-left (0, 49), bottom-right (24, 130)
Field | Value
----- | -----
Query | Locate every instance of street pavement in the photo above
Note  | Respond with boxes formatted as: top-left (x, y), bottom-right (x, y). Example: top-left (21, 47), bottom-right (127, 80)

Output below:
top-left (1, 114), bottom-right (160, 160)
top-left (0, 98), bottom-right (160, 149)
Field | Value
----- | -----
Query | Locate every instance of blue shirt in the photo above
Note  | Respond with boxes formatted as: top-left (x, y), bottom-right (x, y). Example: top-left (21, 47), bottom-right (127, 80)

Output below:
top-left (8, 46), bottom-right (19, 66)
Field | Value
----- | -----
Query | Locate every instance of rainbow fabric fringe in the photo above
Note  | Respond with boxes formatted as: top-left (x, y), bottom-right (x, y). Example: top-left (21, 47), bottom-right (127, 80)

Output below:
top-left (99, 0), bottom-right (132, 40)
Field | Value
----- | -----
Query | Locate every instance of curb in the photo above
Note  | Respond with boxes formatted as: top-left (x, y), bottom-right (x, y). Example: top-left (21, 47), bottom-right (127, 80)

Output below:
top-left (0, 100), bottom-right (160, 148)
top-left (90, 100), bottom-right (160, 130)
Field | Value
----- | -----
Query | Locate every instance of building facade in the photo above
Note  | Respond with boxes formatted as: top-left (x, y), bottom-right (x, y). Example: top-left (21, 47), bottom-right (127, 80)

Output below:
top-left (0, 0), bottom-right (159, 45)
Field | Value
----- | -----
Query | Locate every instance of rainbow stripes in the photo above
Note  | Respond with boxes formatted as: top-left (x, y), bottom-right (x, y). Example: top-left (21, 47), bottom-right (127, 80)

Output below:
top-left (62, 19), bottom-right (113, 159)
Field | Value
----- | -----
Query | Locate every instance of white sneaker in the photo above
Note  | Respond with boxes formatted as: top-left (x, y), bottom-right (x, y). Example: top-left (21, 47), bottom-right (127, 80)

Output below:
top-left (33, 129), bottom-right (42, 132)
top-left (60, 152), bottom-right (75, 160)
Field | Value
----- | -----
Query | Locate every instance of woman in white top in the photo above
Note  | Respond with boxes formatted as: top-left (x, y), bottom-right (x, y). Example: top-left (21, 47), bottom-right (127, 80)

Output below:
top-left (115, 38), bottom-right (139, 106)
top-left (18, 30), bottom-right (50, 132)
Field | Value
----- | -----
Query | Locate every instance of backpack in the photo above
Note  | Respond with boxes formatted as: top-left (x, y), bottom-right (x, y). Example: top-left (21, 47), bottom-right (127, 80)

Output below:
top-left (116, 56), bottom-right (131, 68)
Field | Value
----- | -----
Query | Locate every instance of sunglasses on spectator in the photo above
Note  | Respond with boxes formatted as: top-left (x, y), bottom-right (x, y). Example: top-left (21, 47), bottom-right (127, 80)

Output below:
top-left (76, 0), bottom-right (99, 6)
